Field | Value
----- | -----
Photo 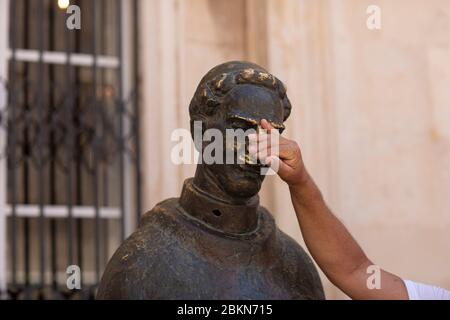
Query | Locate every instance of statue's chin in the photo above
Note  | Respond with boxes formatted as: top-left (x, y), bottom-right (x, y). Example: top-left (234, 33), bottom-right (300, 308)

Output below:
top-left (202, 164), bottom-right (263, 199)
top-left (223, 178), bottom-right (261, 199)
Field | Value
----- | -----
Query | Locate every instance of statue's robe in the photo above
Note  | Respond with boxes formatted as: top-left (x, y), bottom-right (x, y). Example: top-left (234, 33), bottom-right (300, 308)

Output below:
top-left (97, 179), bottom-right (325, 300)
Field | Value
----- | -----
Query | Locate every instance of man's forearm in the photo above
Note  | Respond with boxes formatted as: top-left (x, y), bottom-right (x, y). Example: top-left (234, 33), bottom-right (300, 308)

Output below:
top-left (289, 171), bottom-right (369, 285)
top-left (289, 170), bottom-right (408, 299)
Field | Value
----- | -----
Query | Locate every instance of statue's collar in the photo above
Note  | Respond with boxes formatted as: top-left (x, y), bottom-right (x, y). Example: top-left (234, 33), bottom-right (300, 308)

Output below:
top-left (179, 178), bottom-right (260, 235)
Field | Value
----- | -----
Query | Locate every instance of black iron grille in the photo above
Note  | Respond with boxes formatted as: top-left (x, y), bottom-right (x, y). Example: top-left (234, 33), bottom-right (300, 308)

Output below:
top-left (0, 0), bottom-right (141, 300)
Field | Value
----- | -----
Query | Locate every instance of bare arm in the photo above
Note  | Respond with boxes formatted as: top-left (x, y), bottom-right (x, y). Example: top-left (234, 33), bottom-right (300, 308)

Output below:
top-left (249, 119), bottom-right (408, 300)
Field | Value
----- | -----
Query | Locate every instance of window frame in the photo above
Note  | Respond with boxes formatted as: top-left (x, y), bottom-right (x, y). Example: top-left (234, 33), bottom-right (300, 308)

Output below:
top-left (0, 0), bottom-right (136, 296)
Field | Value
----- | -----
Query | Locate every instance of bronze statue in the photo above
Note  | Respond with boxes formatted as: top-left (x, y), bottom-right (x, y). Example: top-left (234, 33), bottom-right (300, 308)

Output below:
top-left (96, 61), bottom-right (325, 299)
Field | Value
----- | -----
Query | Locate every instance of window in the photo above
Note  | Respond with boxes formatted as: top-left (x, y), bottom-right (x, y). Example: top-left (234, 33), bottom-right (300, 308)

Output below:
top-left (0, 0), bottom-right (141, 299)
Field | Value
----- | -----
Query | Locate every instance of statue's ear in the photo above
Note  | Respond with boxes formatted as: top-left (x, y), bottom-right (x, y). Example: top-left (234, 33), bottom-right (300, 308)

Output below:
top-left (190, 118), bottom-right (206, 152)
top-left (198, 84), bottom-right (220, 116)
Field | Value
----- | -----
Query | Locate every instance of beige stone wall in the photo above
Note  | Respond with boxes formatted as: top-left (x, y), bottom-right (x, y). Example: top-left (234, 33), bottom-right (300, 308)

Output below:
top-left (139, 0), bottom-right (450, 299)
top-left (324, 0), bottom-right (450, 298)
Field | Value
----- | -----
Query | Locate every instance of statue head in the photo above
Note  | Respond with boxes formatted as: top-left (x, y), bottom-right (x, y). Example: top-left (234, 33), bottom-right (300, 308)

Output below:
top-left (189, 61), bottom-right (291, 200)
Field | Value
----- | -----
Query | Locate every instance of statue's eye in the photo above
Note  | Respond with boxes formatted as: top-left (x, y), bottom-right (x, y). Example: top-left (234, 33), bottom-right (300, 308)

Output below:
top-left (231, 123), bottom-right (245, 130)
top-left (230, 119), bottom-right (253, 131)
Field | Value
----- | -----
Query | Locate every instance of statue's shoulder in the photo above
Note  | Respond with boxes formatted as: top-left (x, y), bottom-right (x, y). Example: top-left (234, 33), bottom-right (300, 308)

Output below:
top-left (138, 197), bottom-right (180, 225)
top-left (257, 206), bottom-right (313, 263)
top-left (258, 206), bottom-right (325, 299)
top-left (107, 197), bottom-right (183, 260)
top-left (96, 198), bottom-right (183, 299)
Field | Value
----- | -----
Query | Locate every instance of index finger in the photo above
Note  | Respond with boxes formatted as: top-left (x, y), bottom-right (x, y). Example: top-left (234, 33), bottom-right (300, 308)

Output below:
top-left (260, 119), bottom-right (274, 132)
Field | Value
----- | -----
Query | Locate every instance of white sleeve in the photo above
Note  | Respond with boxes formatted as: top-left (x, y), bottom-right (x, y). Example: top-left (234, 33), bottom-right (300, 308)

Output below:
top-left (404, 280), bottom-right (450, 300)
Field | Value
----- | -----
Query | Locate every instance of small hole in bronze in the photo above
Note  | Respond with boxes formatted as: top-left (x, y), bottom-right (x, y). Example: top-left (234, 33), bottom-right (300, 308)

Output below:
top-left (212, 209), bottom-right (222, 217)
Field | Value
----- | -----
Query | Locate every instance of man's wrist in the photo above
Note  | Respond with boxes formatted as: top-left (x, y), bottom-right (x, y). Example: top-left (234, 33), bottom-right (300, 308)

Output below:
top-left (289, 170), bottom-right (323, 205)
top-left (288, 167), bottom-right (310, 189)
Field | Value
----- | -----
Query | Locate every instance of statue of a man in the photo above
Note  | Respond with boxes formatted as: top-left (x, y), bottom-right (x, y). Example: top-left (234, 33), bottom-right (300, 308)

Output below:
top-left (97, 61), bottom-right (325, 299)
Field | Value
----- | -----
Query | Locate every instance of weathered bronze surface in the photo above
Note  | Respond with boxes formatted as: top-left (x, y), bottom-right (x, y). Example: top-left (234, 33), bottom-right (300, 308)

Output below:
top-left (96, 61), bottom-right (325, 300)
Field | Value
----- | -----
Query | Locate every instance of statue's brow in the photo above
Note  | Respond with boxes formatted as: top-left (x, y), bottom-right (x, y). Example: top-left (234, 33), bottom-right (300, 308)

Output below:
top-left (229, 115), bottom-right (258, 126)
top-left (270, 122), bottom-right (285, 130)
top-left (229, 115), bottom-right (285, 130)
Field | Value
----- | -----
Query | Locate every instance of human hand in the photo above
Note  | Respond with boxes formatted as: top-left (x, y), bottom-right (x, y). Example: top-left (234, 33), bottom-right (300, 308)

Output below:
top-left (248, 119), bottom-right (309, 187)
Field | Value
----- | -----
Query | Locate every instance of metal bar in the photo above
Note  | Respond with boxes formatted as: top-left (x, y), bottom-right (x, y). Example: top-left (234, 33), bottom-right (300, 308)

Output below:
top-left (133, 0), bottom-right (142, 225)
top-left (101, 0), bottom-right (110, 265)
top-left (5, 49), bottom-right (120, 68)
top-left (76, 218), bottom-right (83, 287)
top-left (64, 0), bottom-right (75, 276)
top-left (74, 7), bottom-right (83, 288)
top-left (117, 0), bottom-right (125, 241)
top-left (0, 0), bottom-right (11, 300)
top-left (4, 204), bottom-right (121, 219)
top-left (91, 0), bottom-right (101, 285)
top-left (23, 0), bottom-right (31, 297)
top-left (37, 0), bottom-right (46, 294)
top-left (120, 0), bottom-right (133, 238)
top-left (23, 218), bottom-right (30, 290)
top-left (48, 2), bottom-right (58, 293)
top-left (7, 0), bottom-right (18, 293)
top-left (50, 219), bottom-right (57, 291)
top-left (102, 219), bottom-right (109, 267)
